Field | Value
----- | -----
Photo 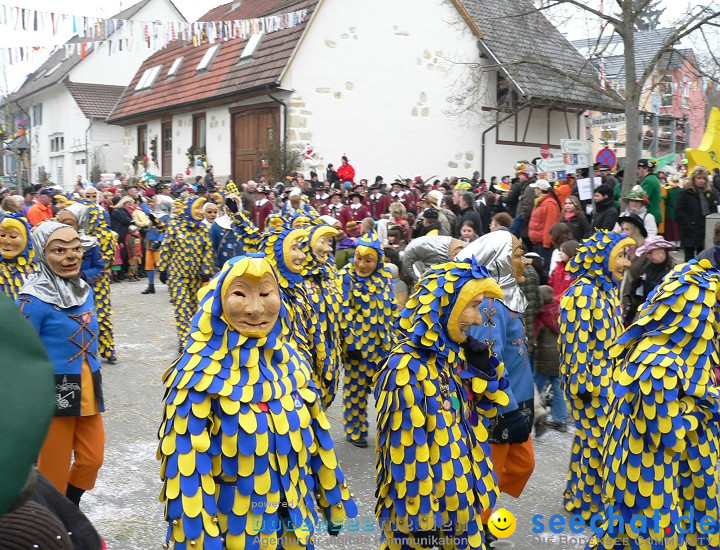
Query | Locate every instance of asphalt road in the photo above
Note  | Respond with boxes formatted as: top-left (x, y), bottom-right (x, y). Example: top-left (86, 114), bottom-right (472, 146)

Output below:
top-left (82, 280), bottom-right (590, 550)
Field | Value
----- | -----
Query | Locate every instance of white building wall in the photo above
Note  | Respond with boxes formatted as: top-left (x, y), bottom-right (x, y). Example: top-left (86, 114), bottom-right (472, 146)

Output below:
top-left (69, 0), bottom-right (185, 87)
top-left (88, 121), bottom-right (125, 175)
top-left (281, 0), bottom-right (483, 181)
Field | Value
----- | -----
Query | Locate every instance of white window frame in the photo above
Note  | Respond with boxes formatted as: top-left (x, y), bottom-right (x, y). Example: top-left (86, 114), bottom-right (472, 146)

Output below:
top-left (196, 44), bottom-right (220, 72)
top-left (135, 65), bottom-right (163, 91)
top-left (240, 33), bottom-right (264, 60)
top-left (167, 57), bottom-right (183, 77)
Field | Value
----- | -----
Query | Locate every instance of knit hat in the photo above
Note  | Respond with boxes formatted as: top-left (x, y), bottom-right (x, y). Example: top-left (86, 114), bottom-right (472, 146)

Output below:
top-left (423, 208), bottom-right (439, 220)
top-left (225, 181), bottom-right (240, 195)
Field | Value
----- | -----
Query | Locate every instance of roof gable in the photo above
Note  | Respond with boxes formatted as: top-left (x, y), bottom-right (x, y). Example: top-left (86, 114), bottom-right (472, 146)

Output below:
top-left (8, 0), bottom-right (164, 103)
top-left (458, 0), bottom-right (621, 111)
top-left (64, 80), bottom-right (126, 119)
top-left (109, 0), bottom-right (317, 123)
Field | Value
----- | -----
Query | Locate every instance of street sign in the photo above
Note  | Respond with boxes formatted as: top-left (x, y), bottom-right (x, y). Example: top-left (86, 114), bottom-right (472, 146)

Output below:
top-left (537, 157), bottom-right (566, 172)
top-left (596, 148), bottom-right (617, 169)
top-left (561, 139), bottom-right (591, 156)
top-left (540, 144), bottom-right (550, 159)
top-left (563, 153), bottom-right (590, 167)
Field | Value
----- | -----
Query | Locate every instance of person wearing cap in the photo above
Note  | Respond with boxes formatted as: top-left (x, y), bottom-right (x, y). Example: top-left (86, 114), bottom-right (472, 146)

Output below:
top-left (591, 184), bottom-right (619, 231)
top-left (598, 164), bottom-right (618, 189)
top-left (363, 181), bottom-right (387, 220)
top-left (676, 165), bottom-right (720, 262)
top-left (311, 184), bottom-right (331, 213)
top-left (414, 189), bottom-right (451, 237)
top-left (27, 189), bottom-right (54, 227)
top-left (513, 162), bottom-right (538, 246)
top-left (528, 179), bottom-right (561, 270)
top-left (339, 191), bottom-right (370, 230)
top-left (613, 185), bottom-right (657, 236)
top-left (253, 186), bottom-right (274, 231)
top-left (637, 159), bottom-right (662, 225)
top-left (625, 236), bottom-right (676, 323)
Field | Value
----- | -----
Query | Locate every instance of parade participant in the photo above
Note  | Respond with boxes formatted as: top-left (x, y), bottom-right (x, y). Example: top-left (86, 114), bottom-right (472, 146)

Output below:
top-left (158, 255), bottom-right (357, 548)
top-left (253, 187), bottom-right (273, 230)
top-left (458, 232), bottom-right (534, 533)
top-left (637, 159), bottom-right (662, 225)
top-left (142, 190), bottom-right (173, 295)
top-left (375, 258), bottom-right (509, 550)
top-left (17, 222), bottom-right (105, 506)
top-left (558, 230), bottom-right (633, 521)
top-left (0, 213), bottom-right (35, 299)
top-left (340, 191), bottom-right (371, 230)
top-left (326, 190), bottom-right (344, 219)
top-left (311, 185), bottom-right (331, 213)
top-left (402, 235), bottom-right (465, 286)
top-left (302, 222), bottom-right (343, 409)
top-left (613, 185), bottom-right (658, 237)
top-left (56, 201), bottom-right (117, 363)
top-left (588, 260), bottom-right (720, 549)
top-left (340, 232), bottom-right (396, 447)
top-left (364, 181), bottom-right (388, 219)
top-left (201, 201), bottom-right (218, 228)
top-left (157, 196), bottom-right (214, 352)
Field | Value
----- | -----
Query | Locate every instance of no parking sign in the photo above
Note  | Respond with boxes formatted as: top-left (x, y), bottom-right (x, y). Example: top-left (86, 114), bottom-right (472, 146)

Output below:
top-left (596, 148), bottom-right (617, 169)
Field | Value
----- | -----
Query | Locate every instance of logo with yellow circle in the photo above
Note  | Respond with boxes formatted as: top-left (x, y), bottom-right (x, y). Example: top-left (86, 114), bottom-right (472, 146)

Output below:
top-left (487, 508), bottom-right (517, 538)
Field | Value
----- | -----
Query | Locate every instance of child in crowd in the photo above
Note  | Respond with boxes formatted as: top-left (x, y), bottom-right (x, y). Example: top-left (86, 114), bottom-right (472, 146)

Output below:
top-left (534, 285), bottom-right (567, 432)
top-left (548, 240), bottom-right (578, 301)
top-left (125, 225), bottom-right (143, 282)
top-left (111, 231), bottom-right (124, 283)
top-left (460, 220), bottom-right (480, 242)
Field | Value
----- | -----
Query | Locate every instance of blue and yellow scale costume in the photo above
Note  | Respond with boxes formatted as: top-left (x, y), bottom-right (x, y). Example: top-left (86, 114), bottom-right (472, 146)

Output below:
top-left (375, 259), bottom-right (509, 550)
top-left (158, 256), bottom-right (358, 549)
top-left (256, 215), bottom-right (316, 366)
top-left (339, 232), bottom-right (396, 444)
top-left (559, 230), bottom-right (634, 521)
top-left (588, 260), bottom-right (720, 550)
top-left (81, 199), bottom-right (117, 361)
top-left (301, 223), bottom-right (343, 410)
top-left (158, 197), bottom-right (214, 350)
top-left (0, 213), bottom-right (35, 300)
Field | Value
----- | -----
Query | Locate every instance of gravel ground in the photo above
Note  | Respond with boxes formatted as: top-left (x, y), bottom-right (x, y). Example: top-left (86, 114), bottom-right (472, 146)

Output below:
top-left (82, 279), bottom-right (590, 550)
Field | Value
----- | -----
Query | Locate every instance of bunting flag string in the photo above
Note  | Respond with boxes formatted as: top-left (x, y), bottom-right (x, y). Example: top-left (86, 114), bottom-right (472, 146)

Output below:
top-left (0, 4), bottom-right (310, 65)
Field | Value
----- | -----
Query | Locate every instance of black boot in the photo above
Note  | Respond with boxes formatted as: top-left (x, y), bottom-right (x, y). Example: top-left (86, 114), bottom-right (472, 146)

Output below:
top-left (66, 484), bottom-right (85, 507)
top-left (141, 284), bottom-right (155, 294)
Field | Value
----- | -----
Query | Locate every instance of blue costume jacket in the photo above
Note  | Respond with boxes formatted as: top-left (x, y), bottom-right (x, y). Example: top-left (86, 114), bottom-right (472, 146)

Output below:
top-left (80, 246), bottom-right (105, 286)
top-left (466, 298), bottom-right (534, 441)
top-left (17, 293), bottom-right (104, 416)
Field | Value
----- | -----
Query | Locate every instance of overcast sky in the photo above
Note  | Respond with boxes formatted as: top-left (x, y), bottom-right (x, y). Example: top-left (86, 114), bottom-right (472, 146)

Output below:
top-left (1, 0), bottom-right (717, 91)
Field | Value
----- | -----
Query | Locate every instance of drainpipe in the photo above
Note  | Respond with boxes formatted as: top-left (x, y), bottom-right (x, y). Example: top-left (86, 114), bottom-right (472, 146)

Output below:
top-left (266, 85), bottom-right (288, 152)
top-left (85, 118), bottom-right (94, 184)
top-left (481, 102), bottom-right (531, 178)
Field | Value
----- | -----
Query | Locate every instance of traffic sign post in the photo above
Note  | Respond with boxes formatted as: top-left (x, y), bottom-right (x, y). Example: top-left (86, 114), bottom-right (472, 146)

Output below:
top-left (596, 148), bottom-right (617, 169)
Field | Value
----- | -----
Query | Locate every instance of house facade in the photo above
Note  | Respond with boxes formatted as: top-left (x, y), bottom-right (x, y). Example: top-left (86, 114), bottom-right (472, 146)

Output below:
top-left (5, 0), bottom-right (185, 190)
top-left (109, 0), bottom-right (618, 184)
top-left (574, 31), bottom-right (706, 166)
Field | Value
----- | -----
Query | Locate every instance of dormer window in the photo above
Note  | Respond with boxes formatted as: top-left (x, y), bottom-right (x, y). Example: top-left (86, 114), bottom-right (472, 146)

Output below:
top-left (168, 57), bottom-right (183, 77)
top-left (240, 33), bottom-right (264, 60)
top-left (136, 65), bottom-right (162, 91)
top-left (196, 45), bottom-right (220, 72)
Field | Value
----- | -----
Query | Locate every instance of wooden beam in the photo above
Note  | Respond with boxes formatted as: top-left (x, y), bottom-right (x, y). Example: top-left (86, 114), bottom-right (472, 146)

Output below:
top-left (448, 0), bottom-right (484, 38)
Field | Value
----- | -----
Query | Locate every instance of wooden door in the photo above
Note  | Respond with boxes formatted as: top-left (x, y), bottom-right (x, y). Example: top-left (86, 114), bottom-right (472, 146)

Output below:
top-left (231, 107), bottom-right (278, 183)
top-left (161, 122), bottom-right (172, 177)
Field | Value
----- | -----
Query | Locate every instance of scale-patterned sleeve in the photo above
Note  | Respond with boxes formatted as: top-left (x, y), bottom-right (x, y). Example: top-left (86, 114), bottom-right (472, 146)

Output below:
top-left (375, 352), bottom-right (438, 534)
top-left (559, 283), bottom-right (610, 397)
top-left (201, 233), bottom-right (215, 277)
top-left (460, 354), bottom-right (510, 427)
top-left (229, 210), bottom-right (262, 251)
top-left (158, 370), bottom-right (222, 549)
top-left (157, 221), bottom-right (176, 274)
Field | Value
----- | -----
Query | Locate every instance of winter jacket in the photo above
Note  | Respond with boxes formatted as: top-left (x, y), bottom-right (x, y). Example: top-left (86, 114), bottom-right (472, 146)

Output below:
top-left (402, 236), bottom-right (455, 285)
top-left (614, 207), bottom-right (658, 237)
top-left (561, 212), bottom-right (590, 241)
top-left (456, 206), bottom-right (483, 238)
top-left (110, 207), bottom-right (133, 244)
top-left (528, 194), bottom-right (561, 248)
top-left (639, 173), bottom-right (662, 224)
top-left (592, 196), bottom-right (618, 231)
top-left (548, 261), bottom-right (574, 301)
top-left (534, 301), bottom-right (560, 377)
top-left (676, 186), bottom-right (720, 248)
top-left (518, 177), bottom-right (537, 237)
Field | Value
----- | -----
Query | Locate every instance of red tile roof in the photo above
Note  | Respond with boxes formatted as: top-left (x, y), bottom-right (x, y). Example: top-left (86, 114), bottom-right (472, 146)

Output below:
top-left (108, 0), bottom-right (317, 124)
top-left (64, 80), bottom-right (127, 119)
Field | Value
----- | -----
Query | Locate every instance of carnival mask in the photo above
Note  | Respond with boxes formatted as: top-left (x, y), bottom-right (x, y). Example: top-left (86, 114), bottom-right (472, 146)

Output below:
top-left (447, 280), bottom-right (487, 344)
top-left (610, 244), bottom-right (632, 281)
top-left (311, 227), bottom-right (338, 264)
top-left (56, 209), bottom-right (79, 231)
top-left (223, 271), bottom-right (281, 338)
top-left (354, 246), bottom-right (379, 277)
top-left (0, 219), bottom-right (27, 260)
top-left (45, 227), bottom-right (83, 279)
top-left (511, 235), bottom-right (531, 283)
top-left (284, 231), bottom-right (308, 274)
top-left (191, 198), bottom-right (207, 221)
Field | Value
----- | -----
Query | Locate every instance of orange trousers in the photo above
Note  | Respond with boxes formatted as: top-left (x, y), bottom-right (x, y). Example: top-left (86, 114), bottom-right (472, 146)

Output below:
top-left (481, 437), bottom-right (535, 523)
top-left (37, 414), bottom-right (105, 494)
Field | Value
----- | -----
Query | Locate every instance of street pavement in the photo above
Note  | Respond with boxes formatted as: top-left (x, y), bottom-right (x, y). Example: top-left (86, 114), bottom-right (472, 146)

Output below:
top-left (82, 280), bottom-right (590, 550)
